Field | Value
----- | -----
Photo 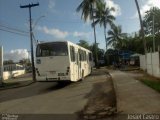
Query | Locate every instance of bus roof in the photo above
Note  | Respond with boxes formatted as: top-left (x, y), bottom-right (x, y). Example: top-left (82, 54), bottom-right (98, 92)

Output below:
top-left (37, 40), bottom-right (92, 53)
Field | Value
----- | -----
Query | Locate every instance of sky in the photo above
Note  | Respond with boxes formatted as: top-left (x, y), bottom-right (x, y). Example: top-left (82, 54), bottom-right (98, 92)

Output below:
top-left (0, 0), bottom-right (160, 61)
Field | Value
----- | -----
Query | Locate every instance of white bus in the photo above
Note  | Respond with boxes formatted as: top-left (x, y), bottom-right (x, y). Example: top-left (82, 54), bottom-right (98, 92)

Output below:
top-left (36, 41), bottom-right (94, 82)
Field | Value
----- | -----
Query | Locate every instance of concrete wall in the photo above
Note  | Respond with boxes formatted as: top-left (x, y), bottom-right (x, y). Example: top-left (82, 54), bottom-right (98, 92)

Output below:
top-left (146, 53), bottom-right (152, 75)
top-left (140, 55), bottom-right (146, 70)
top-left (152, 52), bottom-right (160, 77)
top-left (3, 70), bottom-right (25, 80)
top-left (140, 52), bottom-right (160, 78)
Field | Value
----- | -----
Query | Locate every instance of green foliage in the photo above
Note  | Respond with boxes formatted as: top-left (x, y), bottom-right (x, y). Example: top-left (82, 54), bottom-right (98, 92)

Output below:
top-left (119, 34), bottom-right (144, 54)
top-left (76, 0), bottom-right (103, 21)
top-left (107, 24), bottom-right (126, 49)
top-left (144, 7), bottom-right (160, 35)
top-left (92, 1), bottom-right (115, 50)
top-left (105, 49), bottom-right (119, 65)
top-left (77, 40), bottom-right (90, 50)
top-left (92, 2), bottom-right (115, 28)
top-left (76, 0), bottom-right (104, 67)
top-left (76, 1), bottom-right (160, 56)
top-left (90, 43), bottom-right (104, 60)
top-left (77, 40), bottom-right (104, 61)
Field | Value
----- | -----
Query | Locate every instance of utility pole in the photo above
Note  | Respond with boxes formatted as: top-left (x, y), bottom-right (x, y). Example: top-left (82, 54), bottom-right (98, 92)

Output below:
top-left (20, 3), bottom-right (39, 82)
top-left (153, 14), bottom-right (155, 52)
top-left (146, 9), bottom-right (156, 52)
top-left (91, 4), bottom-right (99, 68)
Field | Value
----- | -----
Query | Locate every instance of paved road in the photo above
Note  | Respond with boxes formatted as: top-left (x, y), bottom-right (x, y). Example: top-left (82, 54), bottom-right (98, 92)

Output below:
top-left (0, 69), bottom-right (109, 115)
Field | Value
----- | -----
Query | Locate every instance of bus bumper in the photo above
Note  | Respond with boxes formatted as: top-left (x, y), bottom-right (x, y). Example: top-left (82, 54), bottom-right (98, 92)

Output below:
top-left (36, 76), bottom-right (70, 82)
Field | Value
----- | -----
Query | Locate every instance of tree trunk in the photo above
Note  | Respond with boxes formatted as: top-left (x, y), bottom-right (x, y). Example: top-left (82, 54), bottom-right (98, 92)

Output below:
top-left (135, 0), bottom-right (147, 54)
top-left (104, 26), bottom-right (109, 65)
top-left (135, 0), bottom-right (147, 71)
top-left (104, 26), bottom-right (107, 50)
top-left (91, 4), bottom-right (99, 68)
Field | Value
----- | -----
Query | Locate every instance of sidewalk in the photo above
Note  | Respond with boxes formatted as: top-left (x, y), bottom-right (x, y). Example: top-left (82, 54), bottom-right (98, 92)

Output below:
top-left (0, 73), bottom-right (33, 90)
top-left (109, 70), bottom-right (160, 114)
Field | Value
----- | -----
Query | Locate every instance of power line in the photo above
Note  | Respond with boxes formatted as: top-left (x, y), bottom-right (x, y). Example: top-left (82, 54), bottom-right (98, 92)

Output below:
top-left (0, 24), bottom-right (29, 34)
top-left (0, 28), bottom-right (29, 37)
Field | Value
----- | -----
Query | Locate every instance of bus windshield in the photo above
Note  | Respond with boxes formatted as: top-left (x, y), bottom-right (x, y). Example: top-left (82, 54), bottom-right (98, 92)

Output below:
top-left (36, 42), bottom-right (68, 57)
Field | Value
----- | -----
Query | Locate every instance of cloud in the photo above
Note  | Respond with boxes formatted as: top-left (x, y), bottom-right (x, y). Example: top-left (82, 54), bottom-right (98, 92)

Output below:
top-left (37, 26), bottom-right (93, 39)
top-left (37, 26), bottom-right (69, 39)
top-left (104, 0), bottom-right (121, 16)
top-left (4, 49), bottom-right (29, 62)
top-left (133, 0), bottom-right (160, 18)
top-left (48, 0), bottom-right (55, 9)
top-left (73, 31), bottom-right (92, 38)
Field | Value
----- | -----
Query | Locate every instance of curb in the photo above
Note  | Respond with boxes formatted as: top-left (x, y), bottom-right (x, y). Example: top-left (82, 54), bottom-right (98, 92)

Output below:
top-left (107, 70), bottom-right (119, 114)
top-left (120, 68), bottom-right (140, 71)
top-left (0, 81), bottom-right (35, 91)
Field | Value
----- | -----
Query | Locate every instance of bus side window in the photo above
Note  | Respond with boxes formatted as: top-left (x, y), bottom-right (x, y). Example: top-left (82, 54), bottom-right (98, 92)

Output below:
top-left (84, 51), bottom-right (86, 61)
top-left (76, 52), bottom-right (78, 64)
top-left (87, 53), bottom-right (89, 63)
top-left (79, 49), bottom-right (82, 61)
top-left (70, 46), bottom-right (75, 62)
top-left (81, 50), bottom-right (85, 61)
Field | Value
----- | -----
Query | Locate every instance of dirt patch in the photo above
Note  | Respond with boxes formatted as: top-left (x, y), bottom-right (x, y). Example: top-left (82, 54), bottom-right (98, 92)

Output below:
top-left (77, 76), bottom-right (117, 120)
top-left (127, 70), bottom-right (160, 92)
top-left (137, 74), bottom-right (160, 82)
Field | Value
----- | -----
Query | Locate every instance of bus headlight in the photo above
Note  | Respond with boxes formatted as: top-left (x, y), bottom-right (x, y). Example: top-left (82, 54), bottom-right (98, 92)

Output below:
top-left (36, 59), bottom-right (41, 64)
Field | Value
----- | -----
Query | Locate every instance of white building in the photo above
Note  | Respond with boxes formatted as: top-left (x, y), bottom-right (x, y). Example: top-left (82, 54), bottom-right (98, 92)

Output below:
top-left (3, 64), bottom-right (25, 80)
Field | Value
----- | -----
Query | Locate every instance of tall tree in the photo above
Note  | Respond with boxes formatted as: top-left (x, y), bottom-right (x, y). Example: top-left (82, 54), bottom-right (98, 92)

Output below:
top-left (90, 43), bottom-right (104, 61)
top-left (76, 0), bottom-right (103, 67)
top-left (144, 7), bottom-right (160, 35)
top-left (107, 25), bottom-right (125, 49)
top-left (144, 7), bottom-right (160, 51)
top-left (77, 40), bottom-right (90, 49)
top-left (92, 2), bottom-right (115, 50)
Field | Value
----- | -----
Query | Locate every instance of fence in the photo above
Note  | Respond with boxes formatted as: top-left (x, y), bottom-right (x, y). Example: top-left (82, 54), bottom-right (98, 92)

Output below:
top-left (140, 52), bottom-right (160, 78)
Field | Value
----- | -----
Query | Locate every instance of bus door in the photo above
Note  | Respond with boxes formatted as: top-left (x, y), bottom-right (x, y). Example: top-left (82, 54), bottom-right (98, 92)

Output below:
top-left (70, 46), bottom-right (76, 80)
top-left (77, 49), bottom-right (81, 80)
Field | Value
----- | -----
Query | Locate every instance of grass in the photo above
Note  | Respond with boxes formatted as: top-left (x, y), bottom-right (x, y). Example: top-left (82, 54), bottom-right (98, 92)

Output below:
top-left (134, 71), bottom-right (160, 93)
top-left (140, 79), bottom-right (160, 92)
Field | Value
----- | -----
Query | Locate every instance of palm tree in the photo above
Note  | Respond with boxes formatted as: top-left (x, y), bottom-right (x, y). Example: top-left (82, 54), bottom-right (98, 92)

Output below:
top-left (107, 25), bottom-right (125, 49)
top-left (92, 2), bottom-right (115, 50)
top-left (77, 40), bottom-right (90, 49)
top-left (76, 0), bottom-right (103, 67)
top-left (135, 0), bottom-right (146, 54)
